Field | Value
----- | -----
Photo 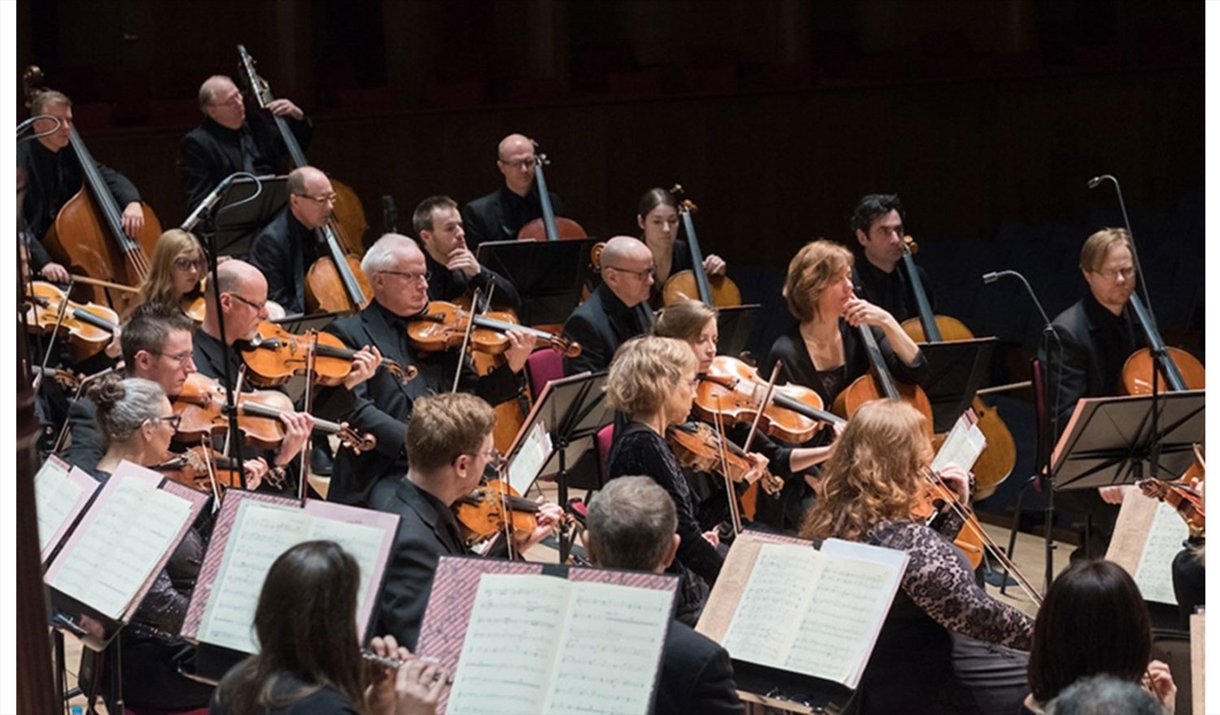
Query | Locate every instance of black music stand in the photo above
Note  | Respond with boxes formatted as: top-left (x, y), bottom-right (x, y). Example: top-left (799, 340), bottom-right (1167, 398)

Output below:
top-left (510, 370), bottom-right (614, 563)
top-left (476, 238), bottom-right (601, 325)
top-left (917, 337), bottom-right (995, 433)
top-left (210, 175), bottom-right (289, 257)
top-left (1052, 390), bottom-right (1205, 492)
top-left (271, 311), bottom-right (344, 334)
top-left (716, 304), bottom-right (761, 359)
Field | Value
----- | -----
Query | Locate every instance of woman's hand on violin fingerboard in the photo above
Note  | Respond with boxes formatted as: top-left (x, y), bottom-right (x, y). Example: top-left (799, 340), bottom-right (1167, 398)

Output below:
top-left (274, 410), bottom-right (315, 465)
top-left (343, 346), bottom-right (383, 390)
top-left (503, 329), bottom-right (537, 374)
top-left (934, 465), bottom-right (972, 504)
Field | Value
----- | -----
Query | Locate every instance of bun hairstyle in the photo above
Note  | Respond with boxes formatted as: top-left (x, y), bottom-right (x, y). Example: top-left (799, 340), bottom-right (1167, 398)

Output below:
top-left (87, 375), bottom-right (166, 446)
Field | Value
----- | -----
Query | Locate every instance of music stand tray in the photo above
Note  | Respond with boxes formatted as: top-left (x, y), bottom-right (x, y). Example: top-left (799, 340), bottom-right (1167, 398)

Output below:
top-left (476, 238), bottom-right (600, 325)
top-left (212, 175), bottom-right (289, 257)
top-left (917, 337), bottom-right (995, 434)
top-left (1051, 390), bottom-right (1204, 491)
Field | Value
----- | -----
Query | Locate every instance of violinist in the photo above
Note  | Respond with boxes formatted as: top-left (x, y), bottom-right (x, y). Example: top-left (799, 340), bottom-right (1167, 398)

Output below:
top-left (849, 194), bottom-right (931, 323)
top-left (637, 187), bottom-right (727, 310)
top-left (313, 234), bottom-right (534, 507)
top-left (584, 477), bottom-right (744, 715)
top-left (76, 374), bottom-right (215, 712)
top-left (1041, 228), bottom-right (1144, 559)
top-left (374, 393), bottom-right (562, 651)
top-left (413, 195), bottom-right (521, 309)
top-left (799, 400), bottom-right (1032, 715)
top-left (461, 133), bottom-right (564, 250)
top-left (561, 235), bottom-right (656, 376)
top-left (136, 229), bottom-right (206, 318)
top-left (19, 89), bottom-right (146, 284)
top-left (247, 166), bottom-right (334, 315)
top-left (177, 74), bottom-right (312, 214)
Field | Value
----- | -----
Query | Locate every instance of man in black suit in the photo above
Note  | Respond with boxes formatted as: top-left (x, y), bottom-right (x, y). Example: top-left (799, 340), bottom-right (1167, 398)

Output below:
top-left (849, 193), bottom-right (931, 324)
top-left (247, 165), bottom-right (335, 315)
top-left (1041, 227), bottom-right (1143, 558)
top-left (313, 234), bottom-right (535, 506)
top-left (373, 392), bottom-right (563, 650)
top-left (561, 235), bottom-right (655, 376)
top-left (461, 133), bottom-right (564, 250)
top-left (585, 476), bottom-right (743, 715)
top-left (413, 195), bottom-right (520, 308)
top-left (177, 75), bottom-right (312, 215)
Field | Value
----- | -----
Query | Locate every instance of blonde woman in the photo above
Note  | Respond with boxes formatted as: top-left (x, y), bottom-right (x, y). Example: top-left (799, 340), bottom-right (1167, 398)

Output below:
top-left (138, 229), bottom-right (206, 318)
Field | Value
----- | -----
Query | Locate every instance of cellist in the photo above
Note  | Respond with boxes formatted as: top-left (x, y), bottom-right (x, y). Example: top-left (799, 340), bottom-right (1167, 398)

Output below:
top-left (19, 89), bottom-right (146, 284)
top-left (461, 133), bottom-right (565, 250)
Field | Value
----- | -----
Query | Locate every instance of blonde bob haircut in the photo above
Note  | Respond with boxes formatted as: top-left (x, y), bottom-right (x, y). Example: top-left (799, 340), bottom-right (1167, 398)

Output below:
top-left (799, 400), bottom-right (933, 543)
top-left (604, 336), bottom-right (697, 417)
top-left (653, 300), bottom-right (717, 343)
top-left (1079, 228), bottom-right (1133, 274)
top-left (783, 239), bottom-right (854, 323)
top-left (139, 229), bottom-right (205, 308)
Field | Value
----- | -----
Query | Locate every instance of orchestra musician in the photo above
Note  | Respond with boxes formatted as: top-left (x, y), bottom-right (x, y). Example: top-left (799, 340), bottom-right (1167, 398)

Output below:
top-left (849, 194), bottom-right (931, 323)
top-left (561, 235), bottom-right (655, 376)
top-left (373, 393), bottom-right (563, 651)
top-left (461, 133), bottom-right (564, 250)
top-left (247, 165), bottom-right (335, 315)
top-left (799, 400), bottom-right (1032, 715)
top-left (412, 195), bottom-right (521, 308)
top-left (178, 74), bottom-right (312, 214)
top-left (312, 234), bottom-right (534, 507)
top-left (584, 476), bottom-right (744, 715)
top-left (136, 229), bottom-right (206, 317)
top-left (77, 375), bottom-right (215, 712)
top-left (1041, 228), bottom-right (1144, 560)
top-left (636, 187), bottom-right (727, 310)
top-left (19, 88), bottom-right (146, 284)
top-left (211, 540), bottom-right (444, 715)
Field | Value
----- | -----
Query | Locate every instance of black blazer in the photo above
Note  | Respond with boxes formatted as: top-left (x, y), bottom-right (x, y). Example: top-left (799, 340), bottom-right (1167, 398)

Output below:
top-left (247, 208), bottom-right (325, 314)
top-left (372, 478), bottom-right (468, 652)
top-left (61, 396), bottom-right (102, 475)
top-left (423, 250), bottom-right (521, 309)
top-left (656, 621), bottom-right (744, 715)
top-left (461, 186), bottom-right (563, 250)
top-left (561, 284), bottom-right (654, 376)
top-left (177, 114), bottom-right (312, 215)
top-left (314, 302), bottom-right (520, 506)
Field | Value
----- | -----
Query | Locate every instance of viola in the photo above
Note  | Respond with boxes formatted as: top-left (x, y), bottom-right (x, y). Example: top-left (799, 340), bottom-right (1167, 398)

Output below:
top-left (666, 421), bottom-right (782, 498)
top-left (695, 355), bottom-right (844, 445)
top-left (1138, 478), bottom-right (1205, 534)
top-left (154, 445), bottom-right (244, 493)
top-left (912, 477), bottom-right (985, 569)
top-left (171, 373), bottom-right (375, 453)
top-left (1121, 293), bottom-right (1204, 395)
top-left (24, 281), bottom-right (119, 363)
top-left (515, 145), bottom-right (589, 242)
top-left (660, 185), bottom-right (741, 308)
top-left (406, 301), bottom-right (581, 357)
top-left (240, 320), bottom-right (417, 388)
top-left (453, 480), bottom-right (540, 547)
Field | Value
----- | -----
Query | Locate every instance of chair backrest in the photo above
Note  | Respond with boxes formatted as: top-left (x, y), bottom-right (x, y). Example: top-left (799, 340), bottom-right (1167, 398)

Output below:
top-left (595, 423), bottom-right (615, 487)
top-left (1151, 628), bottom-right (1192, 715)
top-left (526, 347), bottom-right (564, 398)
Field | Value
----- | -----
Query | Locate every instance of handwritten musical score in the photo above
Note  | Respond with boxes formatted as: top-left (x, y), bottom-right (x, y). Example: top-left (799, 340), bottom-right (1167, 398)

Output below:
top-left (445, 574), bottom-right (673, 714)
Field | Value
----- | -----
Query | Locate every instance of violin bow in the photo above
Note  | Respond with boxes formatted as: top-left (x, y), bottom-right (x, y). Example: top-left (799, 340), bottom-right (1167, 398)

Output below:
top-left (713, 397), bottom-right (743, 536)
top-left (200, 434), bottom-right (224, 510)
top-left (49, 363), bottom-right (121, 455)
top-left (36, 276), bottom-right (77, 389)
top-left (741, 362), bottom-right (783, 454)
top-left (296, 331), bottom-right (320, 503)
top-left (451, 287), bottom-right (485, 394)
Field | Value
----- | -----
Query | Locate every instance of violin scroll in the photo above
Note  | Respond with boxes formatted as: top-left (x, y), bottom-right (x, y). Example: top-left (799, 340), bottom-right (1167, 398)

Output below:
top-left (335, 423), bottom-right (377, 455)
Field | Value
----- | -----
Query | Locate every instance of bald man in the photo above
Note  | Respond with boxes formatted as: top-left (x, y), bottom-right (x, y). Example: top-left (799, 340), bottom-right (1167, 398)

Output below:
top-left (248, 165), bottom-right (336, 314)
top-left (177, 74), bottom-right (312, 214)
top-left (461, 133), bottom-right (565, 250)
top-left (561, 236), bottom-right (655, 375)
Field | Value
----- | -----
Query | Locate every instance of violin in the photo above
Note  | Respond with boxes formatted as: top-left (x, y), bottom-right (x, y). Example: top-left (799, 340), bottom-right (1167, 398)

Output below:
top-left (171, 373), bottom-right (375, 453)
top-left (666, 421), bottom-right (783, 497)
top-left (154, 445), bottom-right (244, 493)
top-left (515, 145), bottom-right (589, 242)
top-left (240, 321), bottom-right (418, 388)
top-left (912, 476), bottom-right (985, 569)
top-left (660, 185), bottom-right (741, 308)
top-left (695, 355), bottom-right (845, 444)
top-left (1121, 293), bottom-right (1204, 395)
top-left (898, 235), bottom-right (1017, 501)
top-left (24, 281), bottom-right (120, 363)
top-left (406, 301), bottom-right (581, 357)
top-left (1139, 478), bottom-right (1205, 534)
top-left (453, 479), bottom-right (540, 547)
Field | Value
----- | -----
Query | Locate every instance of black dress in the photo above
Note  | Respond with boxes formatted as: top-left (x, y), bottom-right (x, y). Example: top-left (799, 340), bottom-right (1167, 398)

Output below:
top-left (210, 672), bottom-right (360, 715)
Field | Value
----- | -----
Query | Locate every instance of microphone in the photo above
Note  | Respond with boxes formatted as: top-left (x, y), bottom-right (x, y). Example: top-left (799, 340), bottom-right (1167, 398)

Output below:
top-left (1087, 175), bottom-right (1106, 189)
top-left (16, 114), bottom-right (61, 138)
top-left (982, 271), bottom-right (1002, 285)
top-left (981, 270), bottom-right (1051, 327)
top-left (180, 172), bottom-right (251, 232)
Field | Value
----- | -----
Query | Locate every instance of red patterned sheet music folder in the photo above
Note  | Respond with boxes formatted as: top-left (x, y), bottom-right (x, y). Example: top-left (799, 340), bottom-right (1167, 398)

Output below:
top-left (417, 556), bottom-right (679, 714)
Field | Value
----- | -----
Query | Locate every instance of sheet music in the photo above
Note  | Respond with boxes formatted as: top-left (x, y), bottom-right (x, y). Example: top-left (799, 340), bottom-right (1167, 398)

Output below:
top-left (446, 574), bottom-right (569, 714)
top-left (931, 410), bottom-right (986, 473)
top-left (308, 517), bottom-right (387, 623)
top-left (49, 477), bottom-right (192, 619)
top-left (507, 420), bottom-right (552, 495)
top-left (35, 458), bottom-right (84, 553)
top-left (722, 544), bottom-right (823, 669)
top-left (198, 501), bottom-right (311, 652)
top-left (546, 581), bottom-right (673, 714)
top-left (1132, 501), bottom-right (1189, 604)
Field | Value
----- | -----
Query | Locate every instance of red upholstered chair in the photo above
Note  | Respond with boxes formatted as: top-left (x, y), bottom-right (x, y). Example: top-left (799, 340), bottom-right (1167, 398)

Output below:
top-left (525, 347), bottom-right (564, 398)
top-left (595, 423), bottom-right (615, 488)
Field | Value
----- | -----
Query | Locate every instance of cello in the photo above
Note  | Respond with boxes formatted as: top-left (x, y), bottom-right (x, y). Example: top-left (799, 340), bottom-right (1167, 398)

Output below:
top-left (660, 185), bottom-right (741, 307)
top-left (236, 45), bottom-right (372, 313)
top-left (1121, 292), bottom-right (1204, 395)
top-left (898, 236), bottom-right (1017, 501)
top-left (22, 66), bottom-right (163, 313)
top-left (515, 144), bottom-right (588, 242)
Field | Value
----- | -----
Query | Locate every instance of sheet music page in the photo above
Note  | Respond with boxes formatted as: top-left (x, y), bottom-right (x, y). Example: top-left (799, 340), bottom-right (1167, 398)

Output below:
top-left (446, 574), bottom-right (569, 714)
top-left (507, 420), bottom-right (552, 495)
top-left (198, 501), bottom-right (311, 653)
top-left (49, 477), bottom-right (192, 619)
top-left (1132, 501), bottom-right (1189, 604)
top-left (35, 457), bottom-right (84, 553)
top-left (931, 411), bottom-right (986, 473)
top-left (545, 581), bottom-right (674, 714)
top-left (1190, 611), bottom-right (1204, 715)
top-left (307, 517), bottom-right (388, 627)
top-left (721, 543), bottom-right (824, 669)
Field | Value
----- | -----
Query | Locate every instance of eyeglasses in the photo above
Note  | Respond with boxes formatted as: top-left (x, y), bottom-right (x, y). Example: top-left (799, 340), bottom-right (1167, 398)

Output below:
top-left (478, 447), bottom-right (506, 471)
top-left (210, 93), bottom-right (243, 108)
top-left (227, 292), bottom-right (268, 312)
top-left (295, 193), bottom-right (338, 205)
top-left (499, 157), bottom-right (537, 170)
top-left (153, 350), bottom-right (194, 367)
top-left (605, 264), bottom-right (656, 280)
top-left (154, 414), bottom-right (183, 431)
top-left (379, 269), bottom-right (431, 284)
top-left (174, 257), bottom-right (205, 272)
top-left (1094, 266), bottom-right (1136, 281)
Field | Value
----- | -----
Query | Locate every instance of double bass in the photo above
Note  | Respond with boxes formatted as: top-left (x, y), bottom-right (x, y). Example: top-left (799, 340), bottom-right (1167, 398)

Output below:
top-left (22, 66), bottom-right (163, 313)
top-left (237, 45), bottom-right (372, 314)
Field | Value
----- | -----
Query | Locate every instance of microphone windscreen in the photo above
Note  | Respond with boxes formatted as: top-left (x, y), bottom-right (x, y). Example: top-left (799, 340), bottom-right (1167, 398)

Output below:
top-left (982, 272), bottom-right (1000, 284)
